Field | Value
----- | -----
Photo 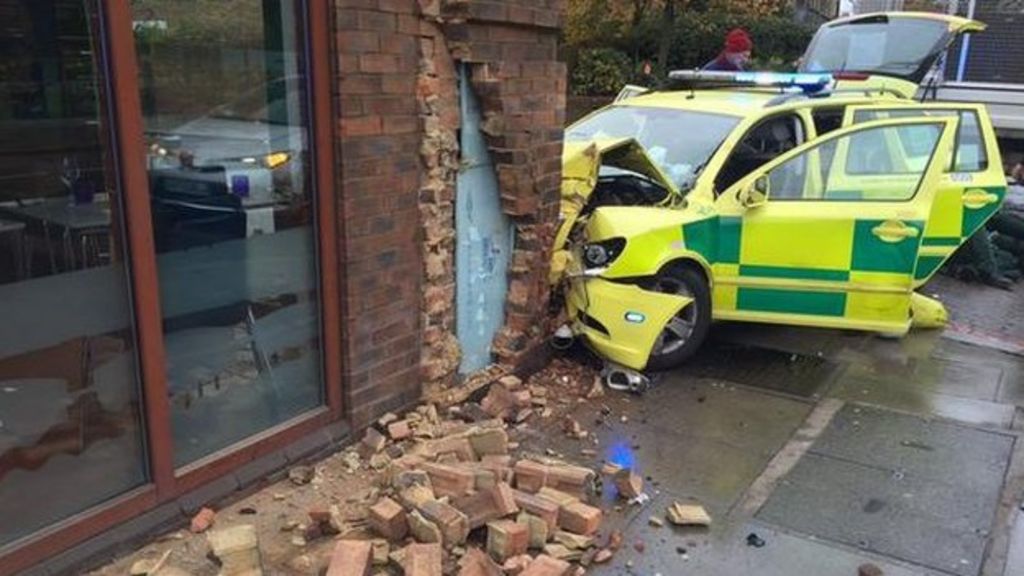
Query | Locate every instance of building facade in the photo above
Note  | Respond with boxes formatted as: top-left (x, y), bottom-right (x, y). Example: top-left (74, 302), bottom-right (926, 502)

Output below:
top-left (0, 1), bottom-right (566, 573)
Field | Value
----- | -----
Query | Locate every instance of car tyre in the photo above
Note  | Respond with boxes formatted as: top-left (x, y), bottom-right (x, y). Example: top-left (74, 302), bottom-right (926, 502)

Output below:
top-left (645, 265), bottom-right (712, 371)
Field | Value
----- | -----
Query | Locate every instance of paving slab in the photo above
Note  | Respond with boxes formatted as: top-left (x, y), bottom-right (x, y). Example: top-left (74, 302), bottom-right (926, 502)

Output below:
top-left (828, 370), bottom-right (1016, 430)
top-left (757, 404), bottom-right (1014, 576)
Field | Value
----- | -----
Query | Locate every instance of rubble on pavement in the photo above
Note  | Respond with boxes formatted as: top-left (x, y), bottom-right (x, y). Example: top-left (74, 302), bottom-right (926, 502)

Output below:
top-left (94, 359), bottom-right (674, 576)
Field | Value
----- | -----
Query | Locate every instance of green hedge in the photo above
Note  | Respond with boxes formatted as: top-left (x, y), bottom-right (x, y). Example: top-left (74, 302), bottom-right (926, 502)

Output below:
top-left (570, 48), bottom-right (633, 96)
top-left (567, 12), bottom-right (816, 96)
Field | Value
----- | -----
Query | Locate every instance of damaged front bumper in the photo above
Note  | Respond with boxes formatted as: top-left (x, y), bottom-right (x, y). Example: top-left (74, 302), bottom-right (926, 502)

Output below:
top-left (565, 275), bottom-right (692, 371)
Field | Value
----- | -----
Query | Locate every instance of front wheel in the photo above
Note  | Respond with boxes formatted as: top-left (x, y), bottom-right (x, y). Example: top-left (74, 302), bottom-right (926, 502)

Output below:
top-left (644, 266), bottom-right (712, 371)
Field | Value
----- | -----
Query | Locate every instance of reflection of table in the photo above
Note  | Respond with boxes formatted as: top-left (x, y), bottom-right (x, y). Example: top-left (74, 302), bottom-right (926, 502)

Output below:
top-left (0, 198), bottom-right (111, 273)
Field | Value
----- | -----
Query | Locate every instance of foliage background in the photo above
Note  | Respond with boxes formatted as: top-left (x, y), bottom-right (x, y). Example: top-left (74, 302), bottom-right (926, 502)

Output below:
top-left (565, 0), bottom-right (817, 95)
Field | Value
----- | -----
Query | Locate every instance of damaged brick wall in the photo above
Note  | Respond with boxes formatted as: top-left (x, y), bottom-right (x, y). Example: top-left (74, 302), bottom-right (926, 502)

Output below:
top-left (420, 0), bottom-right (567, 393)
top-left (336, 0), bottom-right (426, 428)
top-left (335, 0), bottom-right (566, 424)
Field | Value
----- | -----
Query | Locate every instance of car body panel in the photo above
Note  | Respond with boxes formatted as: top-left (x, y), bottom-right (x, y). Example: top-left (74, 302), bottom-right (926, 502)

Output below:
top-left (840, 103), bottom-right (1006, 286)
top-left (566, 276), bottom-right (691, 370)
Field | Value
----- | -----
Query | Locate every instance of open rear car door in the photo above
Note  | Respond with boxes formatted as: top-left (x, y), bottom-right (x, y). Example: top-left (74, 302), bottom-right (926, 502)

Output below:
top-left (842, 103), bottom-right (1006, 286)
top-left (799, 12), bottom-right (986, 98)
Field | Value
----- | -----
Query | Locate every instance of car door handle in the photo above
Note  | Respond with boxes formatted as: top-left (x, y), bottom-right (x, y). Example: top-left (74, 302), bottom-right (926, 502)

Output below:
top-left (962, 189), bottom-right (999, 210)
top-left (872, 220), bottom-right (919, 243)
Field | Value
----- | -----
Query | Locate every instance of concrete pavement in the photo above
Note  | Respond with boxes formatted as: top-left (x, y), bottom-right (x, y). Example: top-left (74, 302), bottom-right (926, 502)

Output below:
top-left (523, 278), bottom-right (1024, 576)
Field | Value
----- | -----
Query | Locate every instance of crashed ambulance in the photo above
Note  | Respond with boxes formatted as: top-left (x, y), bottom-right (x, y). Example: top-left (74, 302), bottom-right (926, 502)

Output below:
top-left (551, 12), bottom-right (1006, 373)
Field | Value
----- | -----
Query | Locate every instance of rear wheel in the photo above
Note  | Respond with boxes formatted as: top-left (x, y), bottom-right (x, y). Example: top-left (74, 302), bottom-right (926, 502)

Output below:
top-left (645, 266), bottom-right (712, 371)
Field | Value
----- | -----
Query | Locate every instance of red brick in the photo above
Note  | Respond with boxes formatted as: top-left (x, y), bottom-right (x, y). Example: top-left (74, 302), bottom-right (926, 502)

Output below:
top-left (451, 482), bottom-right (520, 529)
top-left (418, 499), bottom-right (469, 546)
top-left (369, 497), bottom-right (408, 541)
top-left (458, 547), bottom-right (503, 576)
top-left (327, 540), bottom-right (373, 576)
top-left (545, 464), bottom-right (594, 498)
top-left (487, 520), bottom-right (529, 562)
top-left (387, 420), bottom-right (411, 440)
top-left (383, 114), bottom-right (418, 135)
top-left (402, 543), bottom-right (443, 576)
top-left (512, 490), bottom-right (559, 533)
top-left (613, 469), bottom-right (644, 500)
top-left (423, 437), bottom-right (477, 464)
top-left (190, 507), bottom-right (216, 533)
top-left (519, 554), bottom-right (571, 576)
top-left (338, 30), bottom-right (380, 53)
top-left (513, 460), bottom-right (547, 493)
top-left (360, 53), bottom-right (400, 74)
top-left (341, 115), bottom-right (383, 137)
top-left (557, 502), bottom-right (601, 536)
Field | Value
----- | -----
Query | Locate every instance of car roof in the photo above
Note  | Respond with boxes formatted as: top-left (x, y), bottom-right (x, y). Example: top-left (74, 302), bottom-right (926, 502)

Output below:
top-left (615, 89), bottom-right (774, 116)
top-left (609, 88), bottom-right (903, 117)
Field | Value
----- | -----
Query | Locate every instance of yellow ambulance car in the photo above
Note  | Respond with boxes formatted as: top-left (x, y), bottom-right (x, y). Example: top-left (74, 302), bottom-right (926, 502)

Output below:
top-left (553, 13), bottom-right (1006, 371)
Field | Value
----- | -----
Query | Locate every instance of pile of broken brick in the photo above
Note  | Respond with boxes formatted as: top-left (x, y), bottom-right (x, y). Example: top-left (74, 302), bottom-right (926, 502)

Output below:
top-left (325, 374), bottom-right (616, 575)
top-left (188, 369), bottom-right (710, 576)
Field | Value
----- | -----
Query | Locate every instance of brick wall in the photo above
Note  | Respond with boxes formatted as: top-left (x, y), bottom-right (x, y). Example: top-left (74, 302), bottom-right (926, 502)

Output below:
top-left (334, 0), bottom-right (566, 425)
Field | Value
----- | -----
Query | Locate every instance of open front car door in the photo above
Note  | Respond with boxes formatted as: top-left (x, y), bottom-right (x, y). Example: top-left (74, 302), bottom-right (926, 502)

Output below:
top-left (712, 117), bottom-right (961, 335)
top-left (842, 103), bottom-right (1006, 286)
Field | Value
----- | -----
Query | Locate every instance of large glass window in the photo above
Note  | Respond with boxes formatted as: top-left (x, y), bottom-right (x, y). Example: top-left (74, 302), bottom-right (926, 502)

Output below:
top-left (0, 0), bottom-right (147, 545)
top-left (132, 1), bottom-right (323, 466)
top-left (767, 123), bottom-right (944, 202)
top-left (853, 109), bottom-right (989, 173)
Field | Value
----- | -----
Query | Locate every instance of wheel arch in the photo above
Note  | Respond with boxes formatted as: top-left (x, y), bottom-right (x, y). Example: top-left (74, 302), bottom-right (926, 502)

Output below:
top-left (658, 256), bottom-right (713, 290)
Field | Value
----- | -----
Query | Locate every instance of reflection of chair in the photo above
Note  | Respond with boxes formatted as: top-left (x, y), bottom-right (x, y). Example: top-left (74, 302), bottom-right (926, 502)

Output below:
top-left (0, 219), bottom-right (27, 281)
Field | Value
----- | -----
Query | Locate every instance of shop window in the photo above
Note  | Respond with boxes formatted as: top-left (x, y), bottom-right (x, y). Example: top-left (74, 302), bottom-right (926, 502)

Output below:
top-left (0, 0), bottom-right (147, 546)
top-left (131, 0), bottom-right (324, 466)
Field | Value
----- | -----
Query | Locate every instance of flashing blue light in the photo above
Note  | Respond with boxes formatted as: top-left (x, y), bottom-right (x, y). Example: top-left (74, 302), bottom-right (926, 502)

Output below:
top-left (668, 70), bottom-right (835, 95)
top-left (607, 440), bottom-right (637, 471)
top-left (733, 72), bottom-right (834, 94)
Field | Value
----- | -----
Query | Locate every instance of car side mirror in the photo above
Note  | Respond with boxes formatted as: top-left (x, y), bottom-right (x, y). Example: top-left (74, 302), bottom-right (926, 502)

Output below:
top-left (738, 175), bottom-right (769, 208)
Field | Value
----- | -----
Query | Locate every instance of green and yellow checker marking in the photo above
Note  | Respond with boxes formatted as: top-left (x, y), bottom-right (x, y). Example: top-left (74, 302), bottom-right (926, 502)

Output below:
top-left (683, 215), bottom-right (926, 329)
top-left (916, 184), bottom-right (1006, 282)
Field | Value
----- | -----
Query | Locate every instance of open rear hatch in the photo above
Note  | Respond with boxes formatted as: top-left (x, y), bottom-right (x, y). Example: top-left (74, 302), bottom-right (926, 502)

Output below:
top-left (799, 12), bottom-right (985, 98)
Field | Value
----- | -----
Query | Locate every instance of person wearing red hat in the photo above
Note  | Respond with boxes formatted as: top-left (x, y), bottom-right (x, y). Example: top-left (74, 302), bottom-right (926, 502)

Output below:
top-left (703, 28), bottom-right (753, 71)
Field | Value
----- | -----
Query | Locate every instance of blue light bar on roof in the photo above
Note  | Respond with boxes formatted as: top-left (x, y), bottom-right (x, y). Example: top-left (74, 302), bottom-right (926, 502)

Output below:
top-left (667, 70), bottom-right (835, 94)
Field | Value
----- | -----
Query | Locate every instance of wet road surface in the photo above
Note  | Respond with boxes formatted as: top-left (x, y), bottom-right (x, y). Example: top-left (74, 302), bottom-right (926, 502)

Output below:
top-left (523, 279), bottom-right (1024, 576)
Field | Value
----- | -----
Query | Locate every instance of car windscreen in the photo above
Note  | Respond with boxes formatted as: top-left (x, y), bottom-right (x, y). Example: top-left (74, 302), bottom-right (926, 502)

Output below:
top-left (800, 17), bottom-right (951, 83)
top-left (566, 106), bottom-right (740, 191)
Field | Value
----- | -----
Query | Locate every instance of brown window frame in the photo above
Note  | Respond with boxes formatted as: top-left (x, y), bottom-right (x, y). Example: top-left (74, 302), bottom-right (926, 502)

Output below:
top-left (0, 1), bottom-right (343, 573)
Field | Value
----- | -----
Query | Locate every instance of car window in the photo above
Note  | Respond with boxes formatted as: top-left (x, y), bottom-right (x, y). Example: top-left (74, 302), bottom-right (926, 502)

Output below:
top-left (716, 114), bottom-right (805, 194)
top-left (811, 107), bottom-right (845, 137)
top-left (567, 106), bottom-right (740, 191)
top-left (800, 17), bottom-right (951, 81)
top-left (767, 122), bottom-right (944, 202)
top-left (853, 109), bottom-right (988, 172)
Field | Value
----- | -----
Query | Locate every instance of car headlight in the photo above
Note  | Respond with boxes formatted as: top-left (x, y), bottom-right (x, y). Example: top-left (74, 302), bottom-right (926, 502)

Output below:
top-left (582, 238), bottom-right (626, 270)
top-left (263, 152), bottom-right (291, 169)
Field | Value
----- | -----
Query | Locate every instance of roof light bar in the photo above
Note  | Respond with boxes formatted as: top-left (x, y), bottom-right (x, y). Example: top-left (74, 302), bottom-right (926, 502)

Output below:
top-left (666, 70), bottom-right (836, 94)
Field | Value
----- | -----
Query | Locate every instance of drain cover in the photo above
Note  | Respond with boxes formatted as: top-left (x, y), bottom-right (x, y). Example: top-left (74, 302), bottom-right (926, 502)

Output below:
top-left (757, 404), bottom-right (1013, 576)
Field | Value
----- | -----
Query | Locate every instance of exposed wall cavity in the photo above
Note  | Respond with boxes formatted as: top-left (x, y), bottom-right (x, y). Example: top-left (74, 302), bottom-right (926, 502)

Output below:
top-left (415, 0), bottom-right (567, 397)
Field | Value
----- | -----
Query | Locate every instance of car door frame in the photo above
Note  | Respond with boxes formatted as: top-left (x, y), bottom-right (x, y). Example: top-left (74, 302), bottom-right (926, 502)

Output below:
top-left (711, 116), bottom-right (960, 334)
top-left (841, 103), bottom-right (1005, 286)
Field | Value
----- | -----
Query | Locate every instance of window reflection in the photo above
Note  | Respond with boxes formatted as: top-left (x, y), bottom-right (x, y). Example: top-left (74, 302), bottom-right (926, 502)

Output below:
top-left (132, 0), bottom-right (323, 466)
top-left (0, 0), bottom-right (146, 546)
